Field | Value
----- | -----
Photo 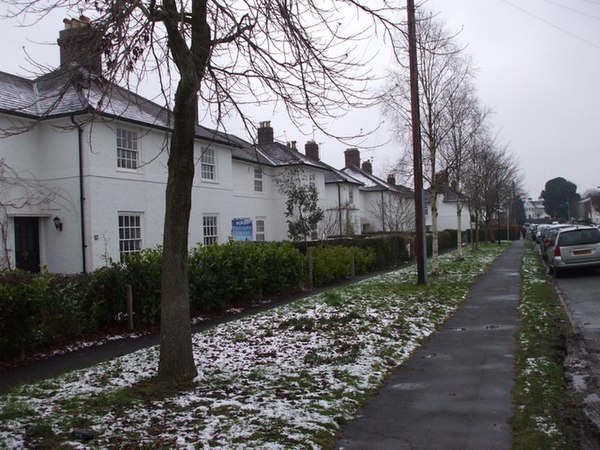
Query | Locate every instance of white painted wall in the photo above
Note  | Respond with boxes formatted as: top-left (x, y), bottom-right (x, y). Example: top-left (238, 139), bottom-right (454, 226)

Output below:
top-left (2, 111), bottom-right (419, 273)
top-left (426, 199), bottom-right (471, 232)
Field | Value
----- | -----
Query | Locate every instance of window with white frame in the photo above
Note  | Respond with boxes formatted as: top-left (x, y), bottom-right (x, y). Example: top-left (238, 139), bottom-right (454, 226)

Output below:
top-left (349, 187), bottom-right (354, 204)
top-left (118, 213), bottom-right (142, 260)
top-left (201, 147), bottom-right (216, 180)
top-left (203, 215), bottom-right (218, 245)
top-left (309, 172), bottom-right (316, 188)
top-left (254, 168), bottom-right (263, 192)
top-left (255, 218), bottom-right (266, 241)
top-left (116, 128), bottom-right (139, 170)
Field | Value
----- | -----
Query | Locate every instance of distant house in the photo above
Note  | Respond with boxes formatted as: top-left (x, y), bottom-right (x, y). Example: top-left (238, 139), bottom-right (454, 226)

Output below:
top-left (333, 148), bottom-right (414, 234)
top-left (523, 198), bottom-right (549, 220)
top-left (424, 183), bottom-right (471, 232)
top-left (576, 195), bottom-right (600, 225)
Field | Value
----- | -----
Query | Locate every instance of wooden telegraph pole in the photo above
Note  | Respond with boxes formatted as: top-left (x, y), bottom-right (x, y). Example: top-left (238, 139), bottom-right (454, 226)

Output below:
top-left (407, 0), bottom-right (427, 283)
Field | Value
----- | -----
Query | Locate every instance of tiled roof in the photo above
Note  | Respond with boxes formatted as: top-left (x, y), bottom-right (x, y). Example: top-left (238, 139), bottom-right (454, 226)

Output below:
top-left (0, 68), bottom-right (243, 146)
top-left (424, 184), bottom-right (463, 203)
top-left (233, 141), bottom-right (334, 171)
top-left (341, 165), bottom-right (412, 195)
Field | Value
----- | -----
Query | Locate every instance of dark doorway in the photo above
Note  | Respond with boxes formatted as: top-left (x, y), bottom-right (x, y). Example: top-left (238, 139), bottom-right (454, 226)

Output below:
top-left (14, 217), bottom-right (40, 273)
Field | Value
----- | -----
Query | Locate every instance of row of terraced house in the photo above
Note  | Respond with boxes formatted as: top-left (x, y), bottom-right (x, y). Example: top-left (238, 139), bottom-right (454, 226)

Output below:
top-left (0, 18), bottom-right (468, 274)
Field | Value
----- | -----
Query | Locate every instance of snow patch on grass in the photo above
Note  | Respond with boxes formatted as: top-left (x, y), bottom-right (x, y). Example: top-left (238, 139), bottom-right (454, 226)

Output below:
top-left (0, 245), bottom-right (506, 449)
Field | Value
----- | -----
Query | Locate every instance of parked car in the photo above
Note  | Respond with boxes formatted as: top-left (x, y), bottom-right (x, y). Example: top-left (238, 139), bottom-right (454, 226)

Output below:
top-left (547, 226), bottom-right (600, 277)
top-left (540, 224), bottom-right (573, 261)
top-left (534, 224), bottom-right (550, 243)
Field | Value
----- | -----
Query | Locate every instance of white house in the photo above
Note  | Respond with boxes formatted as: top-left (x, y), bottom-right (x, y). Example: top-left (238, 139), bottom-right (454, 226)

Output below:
top-left (577, 195), bottom-right (600, 225)
top-left (0, 18), bottom-right (269, 273)
top-left (0, 18), bottom-right (418, 274)
top-left (523, 198), bottom-right (549, 220)
top-left (334, 148), bottom-right (415, 234)
top-left (424, 184), bottom-right (471, 232)
top-left (230, 121), bottom-right (333, 242)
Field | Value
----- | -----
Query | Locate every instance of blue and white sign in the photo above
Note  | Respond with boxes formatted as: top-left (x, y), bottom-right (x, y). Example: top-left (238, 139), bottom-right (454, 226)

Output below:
top-left (231, 217), bottom-right (253, 241)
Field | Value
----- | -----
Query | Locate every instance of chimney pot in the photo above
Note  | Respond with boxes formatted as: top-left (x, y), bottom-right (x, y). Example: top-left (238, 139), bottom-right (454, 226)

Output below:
top-left (361, 160), bottom-right (372, 174)
top-left (387, 174), bottom-right (396, 185)
top-left (344, 148), bottom-right (360, 168)
top-left (305, 140), bottom-right (319, 161)
top-left (257, 121), bottom-right (274, 144)
top-left (57, 17), bottom-right (102, 74)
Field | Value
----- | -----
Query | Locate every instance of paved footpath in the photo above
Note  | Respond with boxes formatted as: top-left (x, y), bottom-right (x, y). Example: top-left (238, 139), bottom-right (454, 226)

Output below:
top-left (334, 239), bottom-right (525, 450)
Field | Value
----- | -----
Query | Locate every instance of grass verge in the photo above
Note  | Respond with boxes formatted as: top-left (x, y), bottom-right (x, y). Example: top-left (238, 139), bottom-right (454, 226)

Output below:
top-left (512, 240), bottom-right (581, 449)
top-left (1, 244), bottom-right (508, 449)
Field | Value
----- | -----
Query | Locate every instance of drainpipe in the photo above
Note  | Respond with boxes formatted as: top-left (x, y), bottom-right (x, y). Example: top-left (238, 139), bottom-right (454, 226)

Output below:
top-left (381, 191), bottom-right (385, 232)
top-left (71, 115), bottom-right (87, 272)
top-left (337, 184), bottom-right (343, 236)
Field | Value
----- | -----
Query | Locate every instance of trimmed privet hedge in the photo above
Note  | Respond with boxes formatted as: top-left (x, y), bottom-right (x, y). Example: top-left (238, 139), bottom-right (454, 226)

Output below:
top-left (305, 233), bottom-right (414, 270)
top-left (0, 240), bottom-right (379, 361)
top-left (189, 241), bottom-right (305, 311)
top-left (311, 245), bottom-right (376, 287)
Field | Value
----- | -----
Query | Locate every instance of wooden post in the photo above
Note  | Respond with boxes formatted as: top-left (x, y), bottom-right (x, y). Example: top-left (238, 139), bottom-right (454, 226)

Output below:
top-left (126, 284), bottom-right (134, 330)
top-left (307, 247), bottom-right (314, 290)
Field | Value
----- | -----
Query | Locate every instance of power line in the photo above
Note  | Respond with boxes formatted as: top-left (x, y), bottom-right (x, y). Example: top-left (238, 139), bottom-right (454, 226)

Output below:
top-left (502, 0), bottom-right (600, 52)
top-left (574, 0), bottom-right (600, 6)
top-left (544, 0), bottom-right (600, 20)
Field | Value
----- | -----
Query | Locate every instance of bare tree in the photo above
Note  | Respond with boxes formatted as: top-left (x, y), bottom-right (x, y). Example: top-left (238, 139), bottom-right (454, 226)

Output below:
top-left (463, 141), bottom-right (522, 243)
top-left (2, 0), bottom-right (409, 385)
top-left (318, 208), bottom-right (343, 239)
top-left (368, 190), bottom-right (415, 232)
top-left (440, 81), bottom-right (489, 259)
top-left (383, 10), bottom-right (472, 274)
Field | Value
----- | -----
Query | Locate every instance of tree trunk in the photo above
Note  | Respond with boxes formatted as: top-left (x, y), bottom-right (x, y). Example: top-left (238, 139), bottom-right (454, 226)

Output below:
top-left (431, 192), bottom-right (439, 274)
top-left (157, 80), bottom-right (198, 385)
top-left (456, 200), bottom-right (463, 260)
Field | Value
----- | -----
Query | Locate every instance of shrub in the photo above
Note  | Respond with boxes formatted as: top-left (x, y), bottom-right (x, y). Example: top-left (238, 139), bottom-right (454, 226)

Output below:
top-left (82, 265), bottom-right (129, 328)
top-left (0, 270), bottom-right (40, 359)
top-left (311, 246), bottom-right (376, 287)
top-left (190, 241), bottom-right (263, 311)
top-left (259, 242), bottom-right (304, 296)
top-left (34, 273), bottom-right (87, 345)
top-left (0, 271), bottom-right (90, 358)
top-left (122, 247), bottom-right (163, 324)
top-left (189, 240), bottom-right (305, 311)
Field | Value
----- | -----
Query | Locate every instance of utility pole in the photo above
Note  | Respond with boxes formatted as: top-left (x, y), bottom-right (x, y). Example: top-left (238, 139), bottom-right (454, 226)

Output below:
top-left (407, 0), bottom-right (427, 283)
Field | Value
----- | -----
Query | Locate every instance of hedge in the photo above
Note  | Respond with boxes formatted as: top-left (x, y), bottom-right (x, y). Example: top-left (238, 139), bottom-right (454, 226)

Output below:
top-left (3, 232), bottom-right (464, 361)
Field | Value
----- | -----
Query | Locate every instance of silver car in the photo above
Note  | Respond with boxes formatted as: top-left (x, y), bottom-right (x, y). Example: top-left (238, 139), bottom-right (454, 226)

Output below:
top-left (548, 226), bottom-right (600, 277)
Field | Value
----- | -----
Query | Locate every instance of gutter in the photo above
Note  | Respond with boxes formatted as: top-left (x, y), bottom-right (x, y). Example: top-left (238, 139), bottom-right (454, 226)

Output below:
top-left (70, 115), bottom-right (87, 273)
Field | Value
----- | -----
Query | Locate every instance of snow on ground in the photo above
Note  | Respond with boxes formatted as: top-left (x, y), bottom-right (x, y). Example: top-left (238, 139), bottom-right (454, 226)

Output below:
top-left (0, 245), bottom-right (504, 449)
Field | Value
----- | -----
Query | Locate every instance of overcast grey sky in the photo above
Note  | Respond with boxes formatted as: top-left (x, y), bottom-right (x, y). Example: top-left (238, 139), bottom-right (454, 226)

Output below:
top-left (0, 0), bottom-right (598, 198)
top-left (426, 0), bottom-right (600, 198)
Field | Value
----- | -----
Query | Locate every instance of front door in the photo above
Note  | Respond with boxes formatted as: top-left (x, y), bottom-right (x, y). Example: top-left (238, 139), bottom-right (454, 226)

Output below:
top-left (14, 217), bottom-right (40, 273)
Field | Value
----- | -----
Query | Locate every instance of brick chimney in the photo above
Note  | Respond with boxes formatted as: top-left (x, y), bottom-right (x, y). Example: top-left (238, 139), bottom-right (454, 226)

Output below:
top-left (387, 174), bottom-right (396, 185)
top-left (257, 121), bottom-right (274, 144)
top-left (57, 16), bottom-right (102, 74)
top-left (344, 148), bottom-right (360, 168)
top-left (305, 140), bottom-right (319, 161)
top-left (361, 160), bottom-right (372, 174)
top-left (434, 169), bottom-right (449, 187)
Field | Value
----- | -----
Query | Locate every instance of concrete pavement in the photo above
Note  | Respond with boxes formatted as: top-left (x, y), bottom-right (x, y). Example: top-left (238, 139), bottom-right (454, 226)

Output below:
top-left (333, 239), bottom-right (525, 450)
